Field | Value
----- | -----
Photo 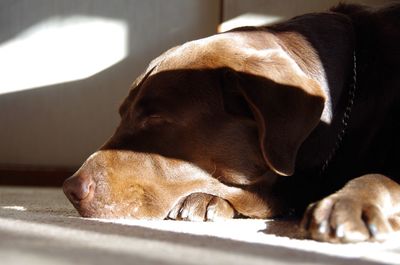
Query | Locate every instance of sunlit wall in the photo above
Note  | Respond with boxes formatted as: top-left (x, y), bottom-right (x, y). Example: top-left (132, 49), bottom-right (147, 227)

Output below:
top-left (0, 15), bottom-right (128, 95)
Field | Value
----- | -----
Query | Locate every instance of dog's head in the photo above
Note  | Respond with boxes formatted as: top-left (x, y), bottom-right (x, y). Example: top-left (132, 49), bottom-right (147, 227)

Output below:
top-left (63, 31), bottom-right (325, 219)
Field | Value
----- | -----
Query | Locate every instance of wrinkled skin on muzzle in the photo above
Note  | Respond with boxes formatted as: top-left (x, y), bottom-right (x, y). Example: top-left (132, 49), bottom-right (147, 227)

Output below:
top-left (65, 150), bottom-right (274, 219)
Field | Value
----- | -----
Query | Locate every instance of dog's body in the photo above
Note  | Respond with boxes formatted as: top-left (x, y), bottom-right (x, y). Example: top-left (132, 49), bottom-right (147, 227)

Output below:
top-left (64, 4), bottom-right (400, 243)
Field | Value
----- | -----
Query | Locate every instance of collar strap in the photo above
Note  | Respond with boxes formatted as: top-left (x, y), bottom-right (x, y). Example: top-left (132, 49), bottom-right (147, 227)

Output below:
top-left (319, 51), bottom-right (357, 175)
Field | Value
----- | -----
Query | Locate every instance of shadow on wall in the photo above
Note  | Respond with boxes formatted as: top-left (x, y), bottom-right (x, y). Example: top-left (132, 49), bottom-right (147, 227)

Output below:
top-left (0, 0), bottom-right (219, 168)
top-left (222, 0), bottom-right (391, 21)
top-left (219, 0), bottom-right (390, 31)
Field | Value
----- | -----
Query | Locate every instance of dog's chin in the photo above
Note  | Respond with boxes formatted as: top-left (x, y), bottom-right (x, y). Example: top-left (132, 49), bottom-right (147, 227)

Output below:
top-left (74, 205), bottom-right (171, 220)
top-left (71, 194), bottom-right (178, 220)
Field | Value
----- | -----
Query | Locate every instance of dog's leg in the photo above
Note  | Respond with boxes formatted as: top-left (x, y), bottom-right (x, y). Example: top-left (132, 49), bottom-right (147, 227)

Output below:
top-left (301, 174), bottom-right (400, 243)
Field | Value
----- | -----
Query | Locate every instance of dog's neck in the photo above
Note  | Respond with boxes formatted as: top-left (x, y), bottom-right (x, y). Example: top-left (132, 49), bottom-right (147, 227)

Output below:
top-left (294, 51), bottom-right (356, 176)
top-left (269, 13), bottom-right (357, 176)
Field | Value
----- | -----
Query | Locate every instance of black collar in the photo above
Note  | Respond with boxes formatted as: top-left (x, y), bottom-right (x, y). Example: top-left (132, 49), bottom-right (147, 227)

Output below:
top-left (319, 51), bottom-right (358, 176)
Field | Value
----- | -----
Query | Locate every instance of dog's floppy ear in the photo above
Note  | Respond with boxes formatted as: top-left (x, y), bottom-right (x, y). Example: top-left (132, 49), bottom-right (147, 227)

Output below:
top-left (224, 51), bottom-right (325, 176)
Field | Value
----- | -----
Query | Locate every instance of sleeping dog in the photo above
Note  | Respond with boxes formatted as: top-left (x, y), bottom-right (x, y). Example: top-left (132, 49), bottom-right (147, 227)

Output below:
top-left (63, 4), bottom-right (400, 243)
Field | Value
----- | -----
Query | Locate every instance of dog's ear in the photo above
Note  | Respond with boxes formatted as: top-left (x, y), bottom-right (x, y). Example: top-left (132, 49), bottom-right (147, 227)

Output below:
top-left (223, 51), bottom-right (325, 176)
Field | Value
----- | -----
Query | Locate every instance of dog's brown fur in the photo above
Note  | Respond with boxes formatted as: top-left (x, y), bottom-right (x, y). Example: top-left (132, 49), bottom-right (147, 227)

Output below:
top-left (64, 4), bottom-right (400, 243)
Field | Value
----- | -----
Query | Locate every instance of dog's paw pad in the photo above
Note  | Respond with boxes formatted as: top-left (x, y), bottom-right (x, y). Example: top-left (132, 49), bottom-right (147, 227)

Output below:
top-left (206, 196), bottom-right (235, 221)
top-left (168, 193), bottom-right (235, 221)
top-left (301, 195), bottom-right (393, 243)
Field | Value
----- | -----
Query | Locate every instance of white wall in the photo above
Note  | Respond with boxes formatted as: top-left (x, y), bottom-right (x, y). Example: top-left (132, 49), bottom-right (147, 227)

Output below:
top-left (0, 0), bottom-right (219, 168)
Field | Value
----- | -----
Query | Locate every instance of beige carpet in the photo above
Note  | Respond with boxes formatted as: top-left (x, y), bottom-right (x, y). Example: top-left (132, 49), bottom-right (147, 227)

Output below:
top-left (1, 186), bottom-right (400, 265)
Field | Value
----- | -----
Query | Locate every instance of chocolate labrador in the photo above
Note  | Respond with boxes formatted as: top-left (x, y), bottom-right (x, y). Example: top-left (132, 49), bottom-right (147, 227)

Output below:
top-left (63, 4), bottom-right (400, 243)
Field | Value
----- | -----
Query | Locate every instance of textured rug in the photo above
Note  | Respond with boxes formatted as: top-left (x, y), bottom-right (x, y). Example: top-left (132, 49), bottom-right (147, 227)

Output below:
top-left (1, 186), bottom-right (400, 265)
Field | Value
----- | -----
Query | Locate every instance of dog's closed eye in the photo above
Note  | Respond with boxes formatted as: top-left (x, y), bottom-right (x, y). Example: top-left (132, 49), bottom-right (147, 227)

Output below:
top-left (141, 114), bottom-right (168, 127)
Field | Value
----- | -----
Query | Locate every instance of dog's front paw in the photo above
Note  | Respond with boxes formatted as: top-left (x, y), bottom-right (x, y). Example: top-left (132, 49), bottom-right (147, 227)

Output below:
top-left (301, 194), bottom-right (393, 243)
top-left (167, 193), bottom-right (235, 221)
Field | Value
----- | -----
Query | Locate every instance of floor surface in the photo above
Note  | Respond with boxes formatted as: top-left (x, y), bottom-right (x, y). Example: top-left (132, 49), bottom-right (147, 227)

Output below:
top-left (1, 186), bottom-right (400, 265)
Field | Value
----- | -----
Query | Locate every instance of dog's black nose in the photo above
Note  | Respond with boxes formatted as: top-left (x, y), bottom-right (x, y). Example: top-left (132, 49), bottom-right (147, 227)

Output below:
top-left (63, 172), bottom-right (95, 204)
